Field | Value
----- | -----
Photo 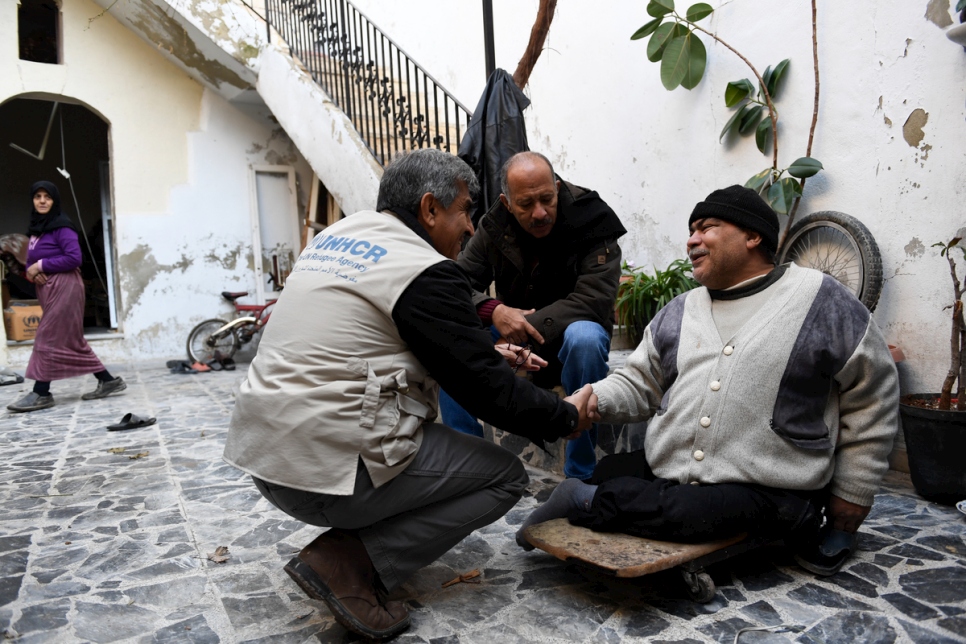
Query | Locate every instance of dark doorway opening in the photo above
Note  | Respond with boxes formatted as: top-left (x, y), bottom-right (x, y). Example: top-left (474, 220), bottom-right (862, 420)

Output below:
top-left (0, 98), bottom-right (117, 335)
top-left (18, 0), bottom-right (60, 65)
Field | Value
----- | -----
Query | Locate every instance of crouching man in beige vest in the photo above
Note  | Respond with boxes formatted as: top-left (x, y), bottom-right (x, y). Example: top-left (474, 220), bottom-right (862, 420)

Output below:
top-left (223, 149), bottom-right (589, 640)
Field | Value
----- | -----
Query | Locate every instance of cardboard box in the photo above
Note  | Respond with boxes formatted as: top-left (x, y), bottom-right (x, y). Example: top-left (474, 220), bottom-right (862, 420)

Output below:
top-left (3, 301), bottom-right (43, 341)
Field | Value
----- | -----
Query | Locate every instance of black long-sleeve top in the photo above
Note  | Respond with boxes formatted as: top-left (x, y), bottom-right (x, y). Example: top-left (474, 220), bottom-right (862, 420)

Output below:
top-left (388, 208), bottom-right (578, 445)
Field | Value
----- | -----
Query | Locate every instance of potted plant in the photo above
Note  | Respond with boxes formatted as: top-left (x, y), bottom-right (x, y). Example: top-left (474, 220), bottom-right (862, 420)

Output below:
top-left (898, 232), bottom-right (966, 505)
top-left (615, 258), bottom-right (698, 346)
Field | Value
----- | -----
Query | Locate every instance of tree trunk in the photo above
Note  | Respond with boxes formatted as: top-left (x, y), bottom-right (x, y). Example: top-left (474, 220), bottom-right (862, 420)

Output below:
top-left (512, 0), bottom-right (558, 90)
top-left (940, 299), bottom-right (962, 410)
top-left (958, 308), bottom-right (966, 410)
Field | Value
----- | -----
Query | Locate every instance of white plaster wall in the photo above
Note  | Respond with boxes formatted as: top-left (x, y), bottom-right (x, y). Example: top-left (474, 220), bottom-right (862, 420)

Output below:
top-left (1, 0), bottom-right (312, 364)
top-left (351, 0), bottom-right (966, 396)
top-left (112, 88), bottom-right (313, 361)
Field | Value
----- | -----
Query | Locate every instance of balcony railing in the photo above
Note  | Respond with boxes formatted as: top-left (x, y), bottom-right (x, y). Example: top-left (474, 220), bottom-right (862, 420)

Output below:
top-left (260, 0), bottom-right (473, 167)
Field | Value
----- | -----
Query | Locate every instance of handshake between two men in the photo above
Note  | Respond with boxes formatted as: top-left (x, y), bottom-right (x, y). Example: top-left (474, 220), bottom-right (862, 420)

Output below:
top-left (488, 303), bottom-right (600, 441)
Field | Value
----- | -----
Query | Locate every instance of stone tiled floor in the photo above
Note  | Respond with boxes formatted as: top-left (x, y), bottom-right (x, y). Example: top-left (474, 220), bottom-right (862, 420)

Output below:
top-left (0, 363), bottom-right (964, 643)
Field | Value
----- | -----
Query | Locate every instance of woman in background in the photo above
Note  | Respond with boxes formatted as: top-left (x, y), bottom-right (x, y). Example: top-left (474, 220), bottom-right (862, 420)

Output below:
top-left (6, 181), bottom-right (125, 412)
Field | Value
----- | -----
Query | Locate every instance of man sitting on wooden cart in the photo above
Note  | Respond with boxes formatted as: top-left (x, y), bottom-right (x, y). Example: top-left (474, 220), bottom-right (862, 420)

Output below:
top-left (517, 185), bottom-right (900, 575)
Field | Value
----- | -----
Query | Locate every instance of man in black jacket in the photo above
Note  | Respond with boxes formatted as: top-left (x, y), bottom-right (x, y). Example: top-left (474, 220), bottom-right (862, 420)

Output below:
top-left (440, 151), bottom-right (627, 480)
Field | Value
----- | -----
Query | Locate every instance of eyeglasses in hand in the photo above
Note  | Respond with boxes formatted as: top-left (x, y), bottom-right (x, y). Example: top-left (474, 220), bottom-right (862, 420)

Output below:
top-left (501, 342), bottom-right (532, 368)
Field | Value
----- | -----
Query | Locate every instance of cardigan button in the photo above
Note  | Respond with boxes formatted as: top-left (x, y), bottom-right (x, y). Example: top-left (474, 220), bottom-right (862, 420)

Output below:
top-left (694, 450), bottom-right (705, 461)
top-left (700, 416), bottom-right (711, 428)
top-left (544, 318), bottom-right (553, 326)
top-left (723, 345), bottom-right (734, 356)
top-left (710, 381), bottom-right (721, 391)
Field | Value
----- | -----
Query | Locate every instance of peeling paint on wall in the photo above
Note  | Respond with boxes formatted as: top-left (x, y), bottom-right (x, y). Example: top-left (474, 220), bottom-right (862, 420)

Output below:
top-left (130, 0), bottom-right (251, 91)
top-left (238, 43), bottom-right (260, 64)
top-left (877, 96), bottom-right (893, 127)
top-left (204, 243), bottom-right (244, 270)
top-left (905, 237), bottom-right (926, 258)
top-left (903, 108), bottom-right (929, 147)
top-left (118, 243), bottom-right (194, 316)
top-left (925, 0), bottom-right (954, 28)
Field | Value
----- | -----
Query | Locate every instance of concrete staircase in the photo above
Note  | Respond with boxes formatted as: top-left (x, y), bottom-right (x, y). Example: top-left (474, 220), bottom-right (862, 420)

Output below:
top-left (92, 0), bottom-right (382, 215)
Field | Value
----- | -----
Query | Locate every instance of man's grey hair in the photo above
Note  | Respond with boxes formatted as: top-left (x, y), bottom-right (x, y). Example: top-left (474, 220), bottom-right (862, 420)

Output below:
top-left (500, 151), bottom-right (555, 199)
top-left (376, 148), bottom-right (479, 213)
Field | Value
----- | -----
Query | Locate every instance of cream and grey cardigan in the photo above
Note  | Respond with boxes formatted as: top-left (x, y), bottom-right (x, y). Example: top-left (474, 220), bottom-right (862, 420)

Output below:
top-left (593, 264), bottom-right (899, 507)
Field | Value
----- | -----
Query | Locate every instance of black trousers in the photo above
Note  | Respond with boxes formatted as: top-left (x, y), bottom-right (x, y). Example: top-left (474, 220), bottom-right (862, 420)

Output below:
top-left (569, 450), bottom-right (823, 543)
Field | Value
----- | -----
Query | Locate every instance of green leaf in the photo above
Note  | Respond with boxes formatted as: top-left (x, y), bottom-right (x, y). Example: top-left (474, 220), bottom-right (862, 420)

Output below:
top-left (767, 59), bottom-right (790, 98)
top-left (724, 79), bottom-right (755, 107)
top-left (647, 22), bottom-right (686, 62)
top-left (631, 17), bottom-right (664, 40)
top-left (661, 35), bottom-right (690, 90)
top-left (759, 65), bottom-right (773, 99)
top-left (755, 115), bottom-right (772, 154)
top-left (745, 168), bottom-right (772, 194)
top-left (685, 2), bottom-right (713, 22)
top-left (767, 177), bottom-right (802, 214)
top-left (738, 104), bottom-right (764, 135)
top-left (958, 0), bottom-right (966, 12)
top-left (720, 104), bottom-right (751, 142)
top-left (680, 34), bottom-right (707, 90)
top-left (787, 156), bottom-right (824, 178)
top-left (647, 0), bottom-right (675, 18)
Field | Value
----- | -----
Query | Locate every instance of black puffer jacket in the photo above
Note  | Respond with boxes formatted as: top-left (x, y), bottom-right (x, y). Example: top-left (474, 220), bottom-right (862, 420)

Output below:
top-left (457, 180), bottom-right (627, 359)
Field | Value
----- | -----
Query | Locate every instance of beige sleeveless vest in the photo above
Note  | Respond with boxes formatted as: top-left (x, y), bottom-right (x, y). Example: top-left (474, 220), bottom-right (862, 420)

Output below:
top-left (223, 210), bottom-right (447, 495)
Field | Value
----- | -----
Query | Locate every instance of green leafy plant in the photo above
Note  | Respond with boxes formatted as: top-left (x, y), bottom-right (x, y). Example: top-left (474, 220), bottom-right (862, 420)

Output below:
top-left (616, 258), bottom-right (698, 346)
top-left (631, 0), bottom-right (824, 242)
top-left (933, 234), bottom-right (966, 410)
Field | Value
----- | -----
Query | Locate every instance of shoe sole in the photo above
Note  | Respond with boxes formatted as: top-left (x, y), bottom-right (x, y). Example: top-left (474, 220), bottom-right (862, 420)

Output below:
top-left (793, 553), bottom-right (846, 577)
top-left (283, 557), bottom-right (410, 640)
top-left (7, 400), bottom-right (55, 413)
top-left (81, 382), bottom-right (128, 401)
top-left (7, 404), bottom-right (54, 413)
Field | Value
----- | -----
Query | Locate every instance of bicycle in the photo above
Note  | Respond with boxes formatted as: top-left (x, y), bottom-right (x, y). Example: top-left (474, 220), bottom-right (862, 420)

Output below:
top-left (186, 290), bottom-right (277, 364)
top-left (777, 211), bottom-right (883, 311)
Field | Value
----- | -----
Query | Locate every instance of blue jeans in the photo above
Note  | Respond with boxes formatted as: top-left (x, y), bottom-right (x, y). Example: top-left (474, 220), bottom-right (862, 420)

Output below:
top-left (439, 320), bottom-right (611, 480)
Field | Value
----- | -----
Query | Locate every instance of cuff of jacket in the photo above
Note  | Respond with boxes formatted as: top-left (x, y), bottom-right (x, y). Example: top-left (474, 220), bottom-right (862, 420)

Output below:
top-left (476, 298), bottom-right (502, 326)
top-left (829, 480), bottom-right (877, 508)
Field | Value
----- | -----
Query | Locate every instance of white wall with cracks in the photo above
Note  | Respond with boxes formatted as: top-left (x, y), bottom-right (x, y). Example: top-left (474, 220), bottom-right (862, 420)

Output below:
top-left (109, 88), bottom-right (313, 362)
top-left (1, 0), bottom-right (313, 364)
top-left (351, 0), bottom-right (966, 396)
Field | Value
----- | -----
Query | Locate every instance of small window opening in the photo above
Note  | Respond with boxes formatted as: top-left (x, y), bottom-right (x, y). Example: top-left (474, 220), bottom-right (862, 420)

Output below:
top-left (19, 0), bottom-right (60, 65)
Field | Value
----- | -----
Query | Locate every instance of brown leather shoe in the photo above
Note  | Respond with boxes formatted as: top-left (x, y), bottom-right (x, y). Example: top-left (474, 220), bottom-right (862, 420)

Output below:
top-left (284, 529), bottom-right (410, 640)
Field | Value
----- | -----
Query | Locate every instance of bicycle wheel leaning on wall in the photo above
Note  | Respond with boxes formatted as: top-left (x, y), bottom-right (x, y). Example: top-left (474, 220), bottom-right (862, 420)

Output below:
top-left (778, 211), bottom-right (883, 312)
top-left (186, 319), bottom-right (240, 364)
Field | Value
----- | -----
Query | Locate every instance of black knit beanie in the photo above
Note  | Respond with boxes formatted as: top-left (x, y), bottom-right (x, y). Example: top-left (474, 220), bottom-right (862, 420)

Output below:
top-left (688, 185), bottom-right (779, 252)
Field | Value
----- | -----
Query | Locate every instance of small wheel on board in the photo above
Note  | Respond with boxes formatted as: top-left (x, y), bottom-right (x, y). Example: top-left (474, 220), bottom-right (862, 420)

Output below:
top-left (186, 318), bottom-right (239, 364)
top-left (777, 211), bottom-right (883, 312)
top-left (681, 569), bottom-right (717, 604)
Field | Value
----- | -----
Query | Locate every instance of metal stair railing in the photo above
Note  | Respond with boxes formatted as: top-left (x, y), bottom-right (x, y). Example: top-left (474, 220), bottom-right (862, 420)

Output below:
top-left (257, 0), bottom-right (472, 167)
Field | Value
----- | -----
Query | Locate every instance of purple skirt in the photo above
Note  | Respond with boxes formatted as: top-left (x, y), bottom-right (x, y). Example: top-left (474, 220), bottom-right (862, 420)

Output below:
top-left (25, 269), bottom-right (104, 382)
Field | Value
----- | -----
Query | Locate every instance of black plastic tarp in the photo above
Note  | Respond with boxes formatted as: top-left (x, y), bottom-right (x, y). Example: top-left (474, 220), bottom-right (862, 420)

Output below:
top-left (458, 69), bottom-right (531, 226)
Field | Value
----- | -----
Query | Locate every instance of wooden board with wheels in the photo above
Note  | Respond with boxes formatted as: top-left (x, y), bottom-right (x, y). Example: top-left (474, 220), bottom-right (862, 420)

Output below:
top-left (523, 519), bottom-right (745, 578)
top-left (523, 519), bottom-right (757, 603)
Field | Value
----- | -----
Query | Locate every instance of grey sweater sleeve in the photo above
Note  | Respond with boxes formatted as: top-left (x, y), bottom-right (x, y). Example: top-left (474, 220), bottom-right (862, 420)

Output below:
top-left (830, 320), bottom-right (900, 506)
top-left (592, 325), bottom-right (666, 423)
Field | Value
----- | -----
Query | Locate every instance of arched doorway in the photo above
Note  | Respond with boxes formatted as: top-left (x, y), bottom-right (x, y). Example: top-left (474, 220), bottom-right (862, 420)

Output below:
top-left (0, 96), bottom-right (117, 334)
